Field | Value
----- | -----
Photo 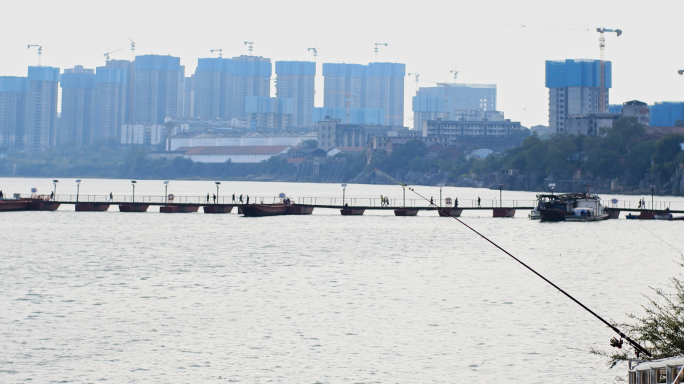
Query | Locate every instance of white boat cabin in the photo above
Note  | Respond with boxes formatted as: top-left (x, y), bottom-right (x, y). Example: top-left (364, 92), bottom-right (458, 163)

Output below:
top-left (629, 356), bottom-right (684, 384)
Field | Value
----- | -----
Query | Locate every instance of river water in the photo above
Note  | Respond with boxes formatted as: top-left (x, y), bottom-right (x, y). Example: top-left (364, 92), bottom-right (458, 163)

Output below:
top-left (1, 177), bottom-right (683, 383)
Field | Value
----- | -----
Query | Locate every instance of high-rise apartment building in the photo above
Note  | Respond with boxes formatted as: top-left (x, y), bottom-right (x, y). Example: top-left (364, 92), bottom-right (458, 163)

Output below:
top-left (193, 58), bottom-right (228, 119)
top-left (323, 63), bottom-right (367, 109)
top-left (60, 66), bottom-right (96, 146)
top-left (366, 63), bottom-right (405, 127)
top-left (322, 62), bottom-right (405, 127)
top-left (94, 66), bottom-right (127, 139)
top-left (26, 66), bottom-right (60, 151)
top-left (545, 59), bottom-right (612, 134)
top-left (0, 77), bottom-right (28, 150)
top-left (226, 55), bottom-right (271, 121)
top-left (133, 55), bottom-right (182, 124)
top-left (412, 84), bottom-right (496, 130)
top-left (105, 60), bottom-right (134, 124)
top-left (192, 56), bottom-right (271, 122)
top-left (275, 61), bottom-right (315, 127)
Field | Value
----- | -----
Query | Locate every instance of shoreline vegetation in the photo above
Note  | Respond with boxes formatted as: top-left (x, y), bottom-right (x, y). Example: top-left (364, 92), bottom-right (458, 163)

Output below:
top-left (1, 117), bottom-right (684, 196)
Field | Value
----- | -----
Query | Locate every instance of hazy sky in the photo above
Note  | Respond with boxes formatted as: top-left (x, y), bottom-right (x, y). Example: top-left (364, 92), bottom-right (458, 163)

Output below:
top-left (1, 0), bottom-right (682, 128)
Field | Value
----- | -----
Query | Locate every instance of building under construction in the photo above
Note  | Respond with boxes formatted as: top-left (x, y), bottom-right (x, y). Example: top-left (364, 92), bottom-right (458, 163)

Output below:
top-left (546, 59), bottom-right (612, 134)
top-left (412, 83), bottom-right (497, 130)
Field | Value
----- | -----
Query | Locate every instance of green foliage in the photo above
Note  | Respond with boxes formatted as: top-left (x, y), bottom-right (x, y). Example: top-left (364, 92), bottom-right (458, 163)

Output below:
top-left (651, 133), bottom-right (684, 178)
top-left (590, 259), bottom-right (684, 369)
top-left (370, 140), bottom-right (427, 175)
top-left (674, 120), bottom-right (684, 127)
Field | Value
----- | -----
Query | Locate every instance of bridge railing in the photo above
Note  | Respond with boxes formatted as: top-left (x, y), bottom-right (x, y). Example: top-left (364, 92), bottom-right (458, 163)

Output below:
top-left (9, 193), bottom-right (684, 211)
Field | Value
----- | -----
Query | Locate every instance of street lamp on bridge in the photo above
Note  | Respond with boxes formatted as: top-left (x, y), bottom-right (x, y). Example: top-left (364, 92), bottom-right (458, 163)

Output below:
top-left (164, 181), bottom-right (169, 203)
top-left (131, 181), bottom-right (137, 202)
top-left (75, 180), bottom-right (81, 202)
top-left (52, 180), bottom-right (58, 200)
top-left (215, 182), bottom-right (221, 204)
top-left (341, 183), bottom-right (347, 206)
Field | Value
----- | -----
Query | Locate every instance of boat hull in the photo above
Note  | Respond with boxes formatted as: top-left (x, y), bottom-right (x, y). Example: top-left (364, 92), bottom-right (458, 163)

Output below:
top-left (539, 208), bottom-right (566, 222)
top-left (340, 208), bottom-right (365, 216)
top-left (118, 204), bottom-right (150, 212)
top-left (160, 205), bottom-right (199, 213)
top-left (241, 204), bottom-right (288, 217)
top-left (203, 204), bottom-right (234, 214)
top-left (286, 205), bottom-right (314, 215)
top-left (439, 208), bottom-right (463, 217)
top-left (394, 208), bottom-right (419, 216)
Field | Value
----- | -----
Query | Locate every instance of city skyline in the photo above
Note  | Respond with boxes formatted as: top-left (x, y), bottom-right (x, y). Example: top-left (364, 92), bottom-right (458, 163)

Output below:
top-left (1, 0), bottom-right (682, 130)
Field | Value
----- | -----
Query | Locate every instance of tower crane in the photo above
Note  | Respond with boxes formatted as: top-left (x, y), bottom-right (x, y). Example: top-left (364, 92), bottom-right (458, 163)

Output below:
top-left (408, 73), bottom-right (420, 93)
top-left (450, 69), bottom-right (459, 80)
top-left (27, 45), bottom-right (42, 66)
top-left (211, 49), bottom-right (223, 58)
top-left (129, 38), bottom-right (136, 61)
top-left (104, 48), bottom-right (122, 61)
top-left (244, 41), bottom-right (255, 55)
top-left (596, 27), bottom-right (622, 113)
top-left (374, 43), bottom-right (387, 62)
top-left (308, 47), bottom-right (318, 61)
top-left (509, 24), bottom-right (621, 113)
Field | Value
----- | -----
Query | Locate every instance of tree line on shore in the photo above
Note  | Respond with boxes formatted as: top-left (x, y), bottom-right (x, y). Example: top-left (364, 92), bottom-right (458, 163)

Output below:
top-left (1, 117), bottom-right (683, 195)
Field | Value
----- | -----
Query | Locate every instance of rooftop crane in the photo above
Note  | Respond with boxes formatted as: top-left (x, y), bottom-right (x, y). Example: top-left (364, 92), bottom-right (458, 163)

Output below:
top-left (211, 49), bottom-right (223, 58)
top-left (596, 27), bottom-right (622, 113)
top-left (408, 72), bottom-right (420, 93)
top-left (104, 48), bottom-right (122, 61)
top-left (244, 41), bottom-right (255, 55)
top-left (308, 47), bottom-right (318, 61)
top-left (509, 24), bottom-right (621, 113)
top-left (374, 43), bottom-right (387, 62)
top-left (129, 38), bottom-right (136, 61)
top-left (450, 69), bottom-right (459, 80)
top-left (27, 45), bottom-right (42, 66)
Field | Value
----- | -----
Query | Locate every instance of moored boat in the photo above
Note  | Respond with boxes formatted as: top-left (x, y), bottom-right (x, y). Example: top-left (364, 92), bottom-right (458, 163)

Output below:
top-left (241, 203), bottom-right (289, 217)
top-left (536, 192), bottom-right (609, 222)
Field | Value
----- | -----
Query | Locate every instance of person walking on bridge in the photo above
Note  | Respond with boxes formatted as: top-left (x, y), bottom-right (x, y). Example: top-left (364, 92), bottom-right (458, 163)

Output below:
top-left (455, 197), bottom-right (458, 208)
top-left (232, 194), bottom-right (236, 203)
top-left (246, 195), bottom-right (250, 205)
top-left (206, 193), bottom-right (210, 203)
top-left (239, 194), bottom-right (243, 204)
top-left (213, 194), bottom-right (216, 204)
top-left (380, 195), bottom-right (384, 207)
top-left (109, 192), bottom-right (113, 202)
top-left (477, 197), bottom-right (481, 207)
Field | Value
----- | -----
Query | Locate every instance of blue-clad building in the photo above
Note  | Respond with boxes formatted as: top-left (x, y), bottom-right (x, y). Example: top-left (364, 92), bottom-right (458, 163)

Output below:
top-left (650, 102), bottom-right (684, 126)
top-left (276, 61), bottom-right (315, 127)
top-left (545, 59), bottom-right (612, 134)
top-left (0, 77), bottom-right (28, 150)
top-left (322, 62), bottom-right (405, 127)
top-left (60, 66), bottom-right (96, 146)
top-left (313, 107), bottom-right (385, 126)
top-left (94, 66), bottom-right (128, 139)
top-left (133, 55), bottom-right (183, 124)
top-left (245, 96), bottom-right (294, 129)
top-left (193, 55), bottom-right (272, 122)
top-left (27, 66), bottom-right (60, 151)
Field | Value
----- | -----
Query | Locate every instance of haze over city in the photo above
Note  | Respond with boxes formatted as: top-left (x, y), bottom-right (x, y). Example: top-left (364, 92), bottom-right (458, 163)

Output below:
top-left (1, 0), bottom-right (683, 129)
